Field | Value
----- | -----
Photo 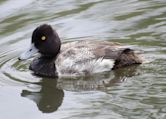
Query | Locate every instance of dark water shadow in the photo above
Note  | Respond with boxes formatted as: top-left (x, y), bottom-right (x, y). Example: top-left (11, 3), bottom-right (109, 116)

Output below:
top-left (21, 79), bottom-right (64, 113)
top-left (21, 65), bottom-right (140, 113)
top-left (58, 65), bottom-right (141, 91)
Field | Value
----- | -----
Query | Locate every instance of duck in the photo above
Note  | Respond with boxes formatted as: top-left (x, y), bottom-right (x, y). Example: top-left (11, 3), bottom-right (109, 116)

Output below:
top-left (19, 24), bottom-right (143, 77)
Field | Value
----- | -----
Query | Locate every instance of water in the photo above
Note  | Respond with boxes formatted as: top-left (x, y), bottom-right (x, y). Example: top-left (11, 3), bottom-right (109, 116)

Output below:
top-left (0, 0), bottom-right (166, 119)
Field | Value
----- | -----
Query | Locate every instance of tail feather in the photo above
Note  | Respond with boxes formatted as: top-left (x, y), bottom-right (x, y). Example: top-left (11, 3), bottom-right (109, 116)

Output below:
top-left (113, 48), bottom-right (142, 69)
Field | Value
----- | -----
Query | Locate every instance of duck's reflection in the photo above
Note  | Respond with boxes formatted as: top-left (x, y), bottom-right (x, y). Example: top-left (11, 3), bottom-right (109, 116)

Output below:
top-left (21, 65), bottom-right (140, 113)
top-left (103, 65), bottom-right (140, 87)
top-left (58, 65), bottom-right (140, 91)
top-left (21, 79), bottom-right (64, 113)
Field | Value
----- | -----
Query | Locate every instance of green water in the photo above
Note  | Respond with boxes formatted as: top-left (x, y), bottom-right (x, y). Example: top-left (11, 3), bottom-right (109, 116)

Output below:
top-left (0, 0), bottom-right (166, 119)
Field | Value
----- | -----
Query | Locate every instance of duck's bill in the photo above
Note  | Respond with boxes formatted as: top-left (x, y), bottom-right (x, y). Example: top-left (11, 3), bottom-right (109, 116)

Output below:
top-left (19, 43), bottom-right (38, 60)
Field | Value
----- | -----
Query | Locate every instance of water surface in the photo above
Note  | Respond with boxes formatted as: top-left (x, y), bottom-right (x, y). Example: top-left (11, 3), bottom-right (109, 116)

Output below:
top-left (0, 0), bottom-right (166, 119)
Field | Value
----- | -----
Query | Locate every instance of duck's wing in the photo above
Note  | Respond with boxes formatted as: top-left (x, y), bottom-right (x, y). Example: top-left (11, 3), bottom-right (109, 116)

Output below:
top-left (88, 41), bottom-right (143, 69)
top-left (67, 40), bottom-right (143, 69)
top-left (90, 41), bottom-right (124, 60)
top-left (60, 40), bottom-right (129, 61)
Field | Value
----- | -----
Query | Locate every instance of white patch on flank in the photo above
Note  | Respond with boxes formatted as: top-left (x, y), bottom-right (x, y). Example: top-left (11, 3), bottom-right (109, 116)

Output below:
top-left (56, 57), bottom-right (115, 77)
top-left (56, 46), bottom-right (115, 77)
top-left (93, 58), bottom-right (115, 73)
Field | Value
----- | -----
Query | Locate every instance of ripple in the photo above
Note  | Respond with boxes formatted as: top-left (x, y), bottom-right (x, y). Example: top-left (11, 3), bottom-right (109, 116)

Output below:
top-left (0, 0), bottom-right (34, 20)
top-left (0, 58), bottom-right (41, 85)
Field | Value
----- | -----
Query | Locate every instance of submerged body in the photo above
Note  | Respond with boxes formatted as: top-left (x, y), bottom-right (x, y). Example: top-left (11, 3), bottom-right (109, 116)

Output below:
top-left (19, 24), bottom-right (143, 77)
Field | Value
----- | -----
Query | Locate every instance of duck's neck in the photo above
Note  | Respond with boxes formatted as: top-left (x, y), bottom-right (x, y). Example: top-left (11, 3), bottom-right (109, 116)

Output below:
top-left (29, 56), bottom-right (58, 78)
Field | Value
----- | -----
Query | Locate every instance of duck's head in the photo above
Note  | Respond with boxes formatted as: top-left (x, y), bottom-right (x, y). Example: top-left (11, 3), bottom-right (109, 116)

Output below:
top-left (19, 24), bottom-right (61, 60)
top-left (19, 24), bottom-right (61, 77)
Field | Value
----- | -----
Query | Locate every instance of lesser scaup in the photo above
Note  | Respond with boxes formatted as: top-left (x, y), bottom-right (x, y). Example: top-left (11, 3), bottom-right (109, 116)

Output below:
top-left (19, 24), bottom-right (143, 77)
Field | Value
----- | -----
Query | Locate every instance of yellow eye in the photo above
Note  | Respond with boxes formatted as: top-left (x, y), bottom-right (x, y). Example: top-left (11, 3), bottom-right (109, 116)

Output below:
top-left (41, 36), bottom-right (46, 41)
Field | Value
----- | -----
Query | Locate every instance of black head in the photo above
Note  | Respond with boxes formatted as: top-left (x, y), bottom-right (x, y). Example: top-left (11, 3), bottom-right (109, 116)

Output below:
top-left (32, 24), bottom-right (61, 57)
top-left (19, 24), bottom-right (61, 77)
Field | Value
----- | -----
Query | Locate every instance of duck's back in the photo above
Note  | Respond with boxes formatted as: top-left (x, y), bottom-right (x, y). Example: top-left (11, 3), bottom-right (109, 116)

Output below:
top-left (56, 41), bottom-right (142, 76)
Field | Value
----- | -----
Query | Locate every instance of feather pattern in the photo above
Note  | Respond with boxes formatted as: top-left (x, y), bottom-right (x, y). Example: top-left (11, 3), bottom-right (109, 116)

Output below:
top-left (56, 41), bottom-right (124, 76)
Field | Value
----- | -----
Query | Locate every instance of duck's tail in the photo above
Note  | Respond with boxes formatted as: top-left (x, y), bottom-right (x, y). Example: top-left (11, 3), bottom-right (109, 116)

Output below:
top-left (112, 48), bottom-right (143, 69)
